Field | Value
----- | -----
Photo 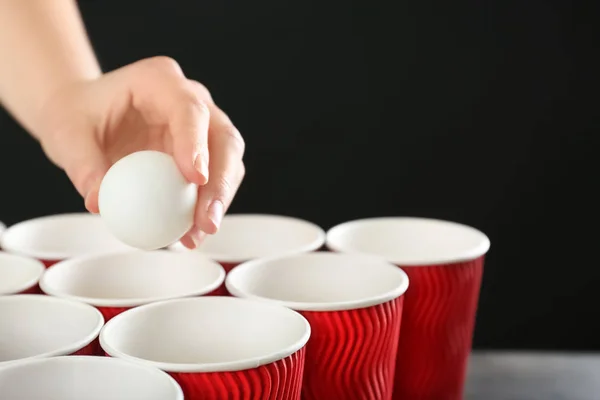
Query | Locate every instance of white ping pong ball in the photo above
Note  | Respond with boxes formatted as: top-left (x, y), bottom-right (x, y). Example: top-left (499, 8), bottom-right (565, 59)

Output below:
top-left (98, 150), bottom-right (198, 250)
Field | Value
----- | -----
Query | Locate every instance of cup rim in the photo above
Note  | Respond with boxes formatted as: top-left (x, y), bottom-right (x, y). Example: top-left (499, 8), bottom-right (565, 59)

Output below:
top-left (168, 213), bottom-right (326, 263)
top-left (0, 253), bottom-right (45, 295)
top-left (39, 250), bottom-right (226, 308)
top-left (0, 356), bottom-right (184, 400)
top-left (225, 252), bottom-right (410, 311)
top-left (326, 216), bottom-right (491, 266)
top-left (0, 295), bottom-right (105, 367)
top-left (0, 213), bottom-right (134, 261)
top-left (99, 296), bottom-right (311, 373)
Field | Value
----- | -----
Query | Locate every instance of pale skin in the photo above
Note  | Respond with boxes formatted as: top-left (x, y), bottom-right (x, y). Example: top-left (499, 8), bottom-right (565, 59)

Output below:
top-left (0, 0), bottom-right (245, 249)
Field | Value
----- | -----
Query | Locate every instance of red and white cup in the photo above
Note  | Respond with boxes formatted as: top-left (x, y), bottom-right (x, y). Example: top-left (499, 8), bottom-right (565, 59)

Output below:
top-left (226, 252), bottom-right (409, 400)
top-left (100, 296), bottom-right (310, 400)
top-left (0, 252), bottom-right (45, 295)
top-left (39, 250), bottom-right (226, 322)
top-left (326, 217), bottom-right (490, 400)
top-left (0, 213), bottom-right (135, 267)
top-left (0, 356), bottom-right (183, 400)
top-left (169, 214), bottom-right (326, 294)
top-left (0, 294), bottom-right (105, 366)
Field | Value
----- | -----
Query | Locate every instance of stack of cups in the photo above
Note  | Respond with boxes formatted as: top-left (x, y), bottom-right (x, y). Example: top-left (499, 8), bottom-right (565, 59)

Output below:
top-left (226, 252), bottom-right (410, 399)
top-left (39, 250), bottom-right (225, 321)
top-left (0, 356), bottom-right (184, 400)
top-left (0, 294), bottom-right (104, 364)
top-left (0, 252), bottom-right (45, 295)
top-left (100, 296), bottom-right (311, 400)
top-left (0, 213), bottom-right (135, 267)
top-left (169, 214), bottom-right (326, 293)
top-left (326, 217), bottom-right (490, 400)
top-left (1, 212), bottom-right (489, 400)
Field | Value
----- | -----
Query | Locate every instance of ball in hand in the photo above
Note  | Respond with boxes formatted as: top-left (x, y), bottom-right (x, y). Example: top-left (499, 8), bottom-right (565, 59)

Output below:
top-left (98, 151), bottom-right (198, 250)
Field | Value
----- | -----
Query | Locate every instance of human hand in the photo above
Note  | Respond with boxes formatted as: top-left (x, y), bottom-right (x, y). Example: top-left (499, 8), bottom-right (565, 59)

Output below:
top-left (36, 56), bottom-right (246, 249)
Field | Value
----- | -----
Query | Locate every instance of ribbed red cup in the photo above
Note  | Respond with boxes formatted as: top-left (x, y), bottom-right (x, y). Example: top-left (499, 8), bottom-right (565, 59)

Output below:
top-left (0, 295), bottom-right (105, 366)
top-left (169, 214), bottom-right (326, 295)
top-left (100, 296), bottom-right (310, 400)
top-left (326, 217), bottom-right (490, 400)
top-left (40, 250), bottom-right (225, 322)
top-left (0, 213), bottom-right (135, 268)
top-left (0, 253), bottom-right (45, 295)
top-left (0, 356), bottom-right (183, 399)
top-left (226, 252), bottom-right (409, 400)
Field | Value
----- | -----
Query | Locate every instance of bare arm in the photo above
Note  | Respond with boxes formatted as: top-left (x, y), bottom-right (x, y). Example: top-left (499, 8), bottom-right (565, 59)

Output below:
top-left (0, 0), bottom-right (245, 247)
top-left (0, 0), bottom-right (101, 139)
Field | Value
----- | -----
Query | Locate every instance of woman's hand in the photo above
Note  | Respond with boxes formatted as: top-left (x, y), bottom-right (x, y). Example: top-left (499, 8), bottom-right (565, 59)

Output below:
top-left (37, 56), bottom-right (246, 249)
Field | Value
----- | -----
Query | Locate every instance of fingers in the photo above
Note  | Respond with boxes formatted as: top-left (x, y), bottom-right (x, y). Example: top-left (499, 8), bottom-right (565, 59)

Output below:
top-left (180, 226), bottom-right (207, 249)
top-left (169, 93), bottom-right (210, 186)
top-left (126, 57), bottom-right (211, 186)
top-left (194, 104), bottom-right (246, 235)
top-left (112, 57), bottom-right (245, 244)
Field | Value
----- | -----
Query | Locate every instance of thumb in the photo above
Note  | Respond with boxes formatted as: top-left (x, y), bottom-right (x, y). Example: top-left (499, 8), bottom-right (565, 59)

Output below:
top-left (61, 138), bottom-right (110, 214)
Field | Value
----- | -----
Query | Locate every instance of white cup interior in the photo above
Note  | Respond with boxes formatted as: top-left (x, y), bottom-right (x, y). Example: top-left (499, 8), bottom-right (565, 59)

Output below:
top-left (0, 295), bottom-right (104, 366)
top-left (40, 250), bottom-right (225, 307)
top-left (169, 214), bottom-right (326, 263)
top-left (326, 217), bottom-right (490, 266)
top-left (0, 356), bottom-right (183, 400)
top-left (100, 296), bottom-right (310, 373)
top-left (0, 253), bottom-right (45, 295)
top-left (226, 252), bottom-right (409, 311)
top-left (0, 213), bottom-right (136, 261)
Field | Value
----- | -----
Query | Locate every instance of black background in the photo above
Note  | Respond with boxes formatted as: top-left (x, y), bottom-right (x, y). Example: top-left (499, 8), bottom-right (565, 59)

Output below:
top-left (0, 1), bottom-right (597, 350)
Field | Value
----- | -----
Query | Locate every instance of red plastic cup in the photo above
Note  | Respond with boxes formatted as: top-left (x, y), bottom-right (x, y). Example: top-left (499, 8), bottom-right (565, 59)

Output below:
top-left (326, 217), bottom-right (490, 400)
top-left (39, 250), bottom-right (225, 322)
top-left (0, 295), bottom-right (105, 366)
top-left (0, 356), bottom-right (183, 399)
top-left (169, 214), bottom-right (326, 294)
top-left (100, 296), bottom-right (310, 400)
top-left (0, 253), bottom-right (45, 295)
top-left (226, 252), bottom-right (410, 400)
top-left (0, 213), bottom-right (135, 267)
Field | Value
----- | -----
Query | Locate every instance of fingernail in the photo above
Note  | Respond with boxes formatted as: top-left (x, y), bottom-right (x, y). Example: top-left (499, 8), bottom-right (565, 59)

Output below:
top-left (207, 200), bottom-right (224, 230)
top-left (194, 150), bottom-right (209, 182)
top-left (192, 231), bottom-right (206, 246)
top-left (84, 190), bottom-right (99, 214)
top-left (188, 226), bottom-right (205, 245)
top-left (181, 237), bottom-right (196, 249)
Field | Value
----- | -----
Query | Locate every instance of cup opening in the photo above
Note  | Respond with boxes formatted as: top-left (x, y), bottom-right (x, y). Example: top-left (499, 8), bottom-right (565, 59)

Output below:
top-left (0, 356), bottom-right (183, 400)
top-left (169, 214), bottom-right (326, 263)
top-left (0, 213), bottom-right (135, 261)
top-left (0, 253), bottom-right (45, 295)
top-left (226, 252), bottom-right (409, 311)
top-left (326, 217), bottom-right (490, 266)
top-left (100, 296), bottom-right (310, 373)
top-left (0, 295), bottom-right (104, 366)
top-left (40, 251), bottom-right (225, 307)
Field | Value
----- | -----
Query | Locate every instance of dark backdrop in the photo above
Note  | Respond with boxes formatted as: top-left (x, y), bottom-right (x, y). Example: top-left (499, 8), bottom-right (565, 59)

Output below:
top-left (0, 1), bottom-right (597, 350)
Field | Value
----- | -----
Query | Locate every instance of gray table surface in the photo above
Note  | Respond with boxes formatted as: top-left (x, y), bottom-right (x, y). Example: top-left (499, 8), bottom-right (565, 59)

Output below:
top-left (465, 351), bottom-right (600, 400)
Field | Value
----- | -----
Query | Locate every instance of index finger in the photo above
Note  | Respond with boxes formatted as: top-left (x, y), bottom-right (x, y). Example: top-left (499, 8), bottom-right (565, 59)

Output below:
top-left (168, 91), bottom-right (211, 186)
top-left (127, 57), bottom-right (210, 186)
top-left (194, 104), bottom-right (246, 234)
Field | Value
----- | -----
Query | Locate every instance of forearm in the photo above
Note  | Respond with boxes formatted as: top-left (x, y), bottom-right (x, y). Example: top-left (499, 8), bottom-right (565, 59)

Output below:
top-left (0, 0), bottom-right (101, 139)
